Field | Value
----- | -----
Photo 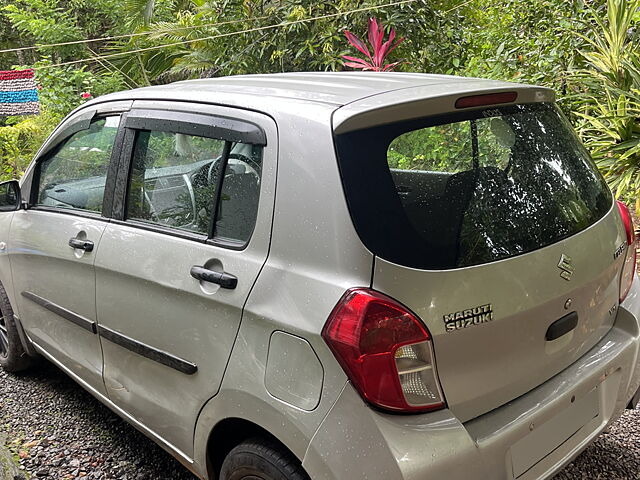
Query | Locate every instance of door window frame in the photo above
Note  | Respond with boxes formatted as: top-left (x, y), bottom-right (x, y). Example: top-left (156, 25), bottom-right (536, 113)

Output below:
top-left (27, 110), bottom-right (128, 221)
top-left (111, 108), bottom-right (267, 250)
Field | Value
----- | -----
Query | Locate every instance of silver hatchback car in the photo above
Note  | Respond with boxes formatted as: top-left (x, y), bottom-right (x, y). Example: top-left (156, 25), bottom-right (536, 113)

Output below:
top-left (0, 72), bottom-right (639, 480)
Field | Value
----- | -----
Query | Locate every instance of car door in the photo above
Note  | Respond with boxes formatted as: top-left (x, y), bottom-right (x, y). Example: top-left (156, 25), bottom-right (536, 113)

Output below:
top-left (94, 101), bottom-right (277, 458)
top-left (9, 106), bottom-right (127, 395)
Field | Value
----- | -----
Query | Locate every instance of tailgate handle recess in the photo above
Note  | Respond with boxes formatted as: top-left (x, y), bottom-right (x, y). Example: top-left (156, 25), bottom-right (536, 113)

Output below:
top-left (546, 311), bottom-right (578, 341)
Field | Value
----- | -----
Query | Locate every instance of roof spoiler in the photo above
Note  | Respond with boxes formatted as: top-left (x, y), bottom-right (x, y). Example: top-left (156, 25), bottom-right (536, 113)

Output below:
top-left (332, 83), bottom-right (554, 135)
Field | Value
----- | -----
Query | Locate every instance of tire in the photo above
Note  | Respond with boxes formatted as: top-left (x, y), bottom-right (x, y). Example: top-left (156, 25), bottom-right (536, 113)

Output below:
top-left (0, 281), bottom-right (33, 372)
top-left (220, 438), bottom-right (310, 480)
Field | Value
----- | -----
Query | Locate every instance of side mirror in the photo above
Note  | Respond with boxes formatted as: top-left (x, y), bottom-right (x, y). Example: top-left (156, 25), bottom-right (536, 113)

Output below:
top-left (0, 180), bottom-right (21, 212)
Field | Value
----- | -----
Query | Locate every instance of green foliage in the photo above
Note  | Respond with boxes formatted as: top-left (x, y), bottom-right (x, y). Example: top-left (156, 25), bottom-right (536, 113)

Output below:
top-left (34, 63), bottom-right (125, 115)
top-left (1, 0), bottom-right (640, 205)
top-left (0, 0), bottom-right (130, 180)
top-left (389, 123), bottom-right (473, 172)
top-left (0, 62), bottom-right (126, 181)
top-left (462, 1), bottom-right (590, 80)
top-left (388, 116), bottom-right (512, 174)
top-left (572, 0), bottom-right (640, 207)
top-left (0, 110), bottom-right (60, 180)
top-left (3, 0), bottom-right (84, 55)
top-left (459, 0), bottom-right (604, 116)
top-left (2, 0), bottom-right (126, 63)
top-left (117, 0), bottom-right (464, 80)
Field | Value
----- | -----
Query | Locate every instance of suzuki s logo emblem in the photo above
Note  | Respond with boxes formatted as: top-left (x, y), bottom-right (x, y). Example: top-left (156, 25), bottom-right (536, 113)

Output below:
top-left (557, 254), bottom-right (574, 281)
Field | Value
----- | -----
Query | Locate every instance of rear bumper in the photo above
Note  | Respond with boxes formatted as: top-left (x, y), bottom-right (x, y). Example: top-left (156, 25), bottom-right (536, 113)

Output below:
top-left (303, 278), bottom-right (640, 480)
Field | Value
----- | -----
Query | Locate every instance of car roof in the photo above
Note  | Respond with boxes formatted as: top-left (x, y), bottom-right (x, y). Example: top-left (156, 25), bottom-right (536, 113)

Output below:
top-left (168, 72), bottom-right (501, 106)
top-left (88, 72), bottom-right (544, 108)
top-left (83, 72), bottom-right (554, 133)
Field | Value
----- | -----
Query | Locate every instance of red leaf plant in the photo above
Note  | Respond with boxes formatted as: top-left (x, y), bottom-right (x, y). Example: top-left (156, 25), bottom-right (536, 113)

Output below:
top-left (342, 17), bottom-right (404, 72)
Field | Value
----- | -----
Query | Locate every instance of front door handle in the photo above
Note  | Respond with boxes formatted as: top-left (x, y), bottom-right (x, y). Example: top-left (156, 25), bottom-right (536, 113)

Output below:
top-left (190, 266), bottom-right (237, 289)
top-left (68, 238), bottom-right (94, 252)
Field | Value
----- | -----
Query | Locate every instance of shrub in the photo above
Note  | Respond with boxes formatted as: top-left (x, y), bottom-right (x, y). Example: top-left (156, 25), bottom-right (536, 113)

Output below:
top-left (573, 0), bottom-right (640, 208)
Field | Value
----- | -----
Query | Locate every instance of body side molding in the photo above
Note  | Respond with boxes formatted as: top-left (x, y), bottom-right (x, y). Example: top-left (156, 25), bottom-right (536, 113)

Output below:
top-left (21, 291), bottom-right (97, 333)
top-left (21, 290), bottom-right (197, 375)
top-left (98, 325), bottom-right (198, 375)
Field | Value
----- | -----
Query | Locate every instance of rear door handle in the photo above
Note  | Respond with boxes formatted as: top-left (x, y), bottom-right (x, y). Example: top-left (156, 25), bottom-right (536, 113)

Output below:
top-left (190, 266), bottom-right (237, 289)
top-left (68, 238), bottom-right (94, 252)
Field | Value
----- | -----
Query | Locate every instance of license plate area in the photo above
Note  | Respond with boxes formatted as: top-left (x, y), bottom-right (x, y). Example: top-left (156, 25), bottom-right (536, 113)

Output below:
top-left (510, 386), bottom-right (600, 478)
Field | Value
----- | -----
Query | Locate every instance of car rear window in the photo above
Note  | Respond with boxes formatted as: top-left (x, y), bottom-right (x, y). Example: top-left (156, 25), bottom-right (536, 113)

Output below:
top-left (334, 103), bottom-right (612, 270)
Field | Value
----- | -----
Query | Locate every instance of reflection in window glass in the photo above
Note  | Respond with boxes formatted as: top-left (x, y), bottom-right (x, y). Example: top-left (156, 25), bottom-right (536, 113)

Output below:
top-left (214, 144), bottom-right (263, 243)
top-left (333, 103), bottom-right (612, 270)
top-left (0, 182), bottom-right (18, 210)
top-left (385, 104), bottom-right (611, 268)
top-left (126, 130), bottom-right (262, 242)
top-left (37, 116), bottom-right (120, 212)
top-left (127, 131), bottom-right (226, 235)
top-left (389, 121), bottom-right (472, 173)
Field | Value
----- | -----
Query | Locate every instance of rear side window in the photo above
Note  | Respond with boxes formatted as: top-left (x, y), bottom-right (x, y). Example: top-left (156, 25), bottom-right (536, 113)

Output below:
top-left (126, 129), bottom-right (262, 243)
top-left (335, 103), bottom-right (612, 270)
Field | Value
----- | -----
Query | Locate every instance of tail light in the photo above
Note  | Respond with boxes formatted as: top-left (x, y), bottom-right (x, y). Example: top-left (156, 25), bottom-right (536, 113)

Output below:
top-left (322, 288), bottom-right (445, 413)
top-left (617, 201), bottom-right (636, 302)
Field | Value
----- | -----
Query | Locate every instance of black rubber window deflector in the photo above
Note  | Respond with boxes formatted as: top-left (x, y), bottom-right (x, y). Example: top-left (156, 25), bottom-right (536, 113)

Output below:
top-left (125, 109), bottom-right (266, 146)
top-left (38, 109), bottom-right (97, 159)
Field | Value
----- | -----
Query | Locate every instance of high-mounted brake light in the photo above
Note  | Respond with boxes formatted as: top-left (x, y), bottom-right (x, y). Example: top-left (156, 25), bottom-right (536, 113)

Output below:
top-left (617, 200), bottom-right (636, 303)
top-left (322, 288), bottom-right (445, 413)
top-left (455, 91), bottom-right (518, 109)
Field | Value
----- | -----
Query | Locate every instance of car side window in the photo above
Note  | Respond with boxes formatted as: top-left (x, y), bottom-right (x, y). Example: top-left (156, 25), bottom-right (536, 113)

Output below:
top-left (125, 129), bottom-right (262, 242)
top-left (214, 143), bottom-right (262, 244)
top-left (36, 116), bottom-right (121, 213)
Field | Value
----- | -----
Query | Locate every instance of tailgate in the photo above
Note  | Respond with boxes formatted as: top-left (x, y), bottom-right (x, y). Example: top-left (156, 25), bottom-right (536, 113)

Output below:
top-left (372, 206), bottom-right (626, 421)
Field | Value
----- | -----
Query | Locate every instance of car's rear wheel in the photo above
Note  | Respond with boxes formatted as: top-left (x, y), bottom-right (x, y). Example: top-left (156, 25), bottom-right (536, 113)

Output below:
top-left (0, 282), bottom-right (33, 372)
top-left (220, 438), bottom-right (309, 480)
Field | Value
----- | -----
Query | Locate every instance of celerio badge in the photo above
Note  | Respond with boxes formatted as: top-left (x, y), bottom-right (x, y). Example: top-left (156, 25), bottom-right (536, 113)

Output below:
top-left (443, 304), bottom-right (493, 332)
top-left (557, 254), bottom-right (574, 281)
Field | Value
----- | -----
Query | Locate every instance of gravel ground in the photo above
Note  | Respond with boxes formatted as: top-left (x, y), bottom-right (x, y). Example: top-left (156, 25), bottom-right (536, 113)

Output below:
top-left (552, 408), bottom-right (640, 480)
top-left (0, 362), bottom-right (196, 480)
top-left (0, 361), bottom-right (639, 479)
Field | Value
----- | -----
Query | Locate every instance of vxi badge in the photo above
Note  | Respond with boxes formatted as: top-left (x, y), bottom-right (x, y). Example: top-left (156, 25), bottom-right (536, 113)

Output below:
top-left (443, 304), bottom-right (493, 332)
